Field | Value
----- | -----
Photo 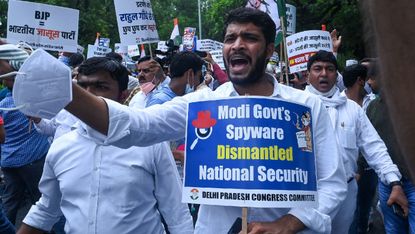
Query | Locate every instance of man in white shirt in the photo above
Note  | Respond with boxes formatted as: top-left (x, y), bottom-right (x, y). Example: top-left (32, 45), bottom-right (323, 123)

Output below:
top-left (17, 57), bottom-right (193, 234)
top-left (56, 8), bottom-right (347, 234)
top-left (128, 56), bottom-right (170, 109)
top-left (304, 50), bottom-right (408, 233)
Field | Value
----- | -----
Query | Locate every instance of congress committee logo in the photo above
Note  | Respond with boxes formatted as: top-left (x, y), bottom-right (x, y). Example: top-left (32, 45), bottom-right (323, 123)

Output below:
top-left (190, 188), bottom-right (199, 200)
top-left (190, 111), bottom-right (217, 150)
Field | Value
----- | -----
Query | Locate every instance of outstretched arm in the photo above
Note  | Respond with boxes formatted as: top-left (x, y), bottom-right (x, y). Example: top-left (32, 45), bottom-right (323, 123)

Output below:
top-left (65, 83), bottom-right (109, 135)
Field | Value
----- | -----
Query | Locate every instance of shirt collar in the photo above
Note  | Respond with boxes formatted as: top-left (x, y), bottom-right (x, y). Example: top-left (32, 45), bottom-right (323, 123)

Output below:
top-left (220, 73), bottom-right (282, 98)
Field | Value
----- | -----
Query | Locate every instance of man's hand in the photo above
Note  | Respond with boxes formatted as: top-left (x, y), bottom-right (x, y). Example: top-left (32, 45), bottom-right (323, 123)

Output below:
top-left (330, 29), bottom-right (342, 53)
top-left (244, 214), bottom-right (305, 234)
top-left (387, 184), bottom-right (409, 217)
top-left (203, 52), bottom-right (216, 65)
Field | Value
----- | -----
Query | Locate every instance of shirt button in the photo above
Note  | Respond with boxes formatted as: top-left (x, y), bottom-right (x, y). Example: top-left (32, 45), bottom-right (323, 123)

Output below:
top-left (91, 193), bottom-right (96, 197)
top-left (89, 221), bottom-right (94, 225)
top-left (94, 167), bottom-right (99, 171)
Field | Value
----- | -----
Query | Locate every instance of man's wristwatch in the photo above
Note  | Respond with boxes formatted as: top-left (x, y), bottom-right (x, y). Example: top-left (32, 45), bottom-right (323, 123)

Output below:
top-left (389, 181), bottom-right (403, 188)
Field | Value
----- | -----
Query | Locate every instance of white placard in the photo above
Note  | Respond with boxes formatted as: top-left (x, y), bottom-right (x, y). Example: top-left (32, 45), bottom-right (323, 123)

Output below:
top-left (286, 4), bottom-right (296, 35)
top-left (7, 0), bottom-right (79, 52)
top-left (114, 43), bottom-right (128, 59)
top-left (77, 45), bottom-right (84, 54)
top-left (87, 44), bottom-right (112, 58)
top-left (114, 0), bottom-right (159, 45)
top-left (157, 41), bottom-right (169, 52)
top-left (127, 44), bottom-right (140, 57)
top-left (196, 39), bottom-right (215, 52)
top-left (209, 49), bottom-right (225, 70)
top-left (286, 30), bottom-right (333, 73)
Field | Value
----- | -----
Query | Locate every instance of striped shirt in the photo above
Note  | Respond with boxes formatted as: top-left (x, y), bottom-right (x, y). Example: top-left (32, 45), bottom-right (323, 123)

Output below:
top-left (0, 91), bottom-right (50, 167)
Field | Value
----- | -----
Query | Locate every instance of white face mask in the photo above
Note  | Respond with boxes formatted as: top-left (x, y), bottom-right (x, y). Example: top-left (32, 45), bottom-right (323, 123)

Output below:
top-left (1, 49), bottom-right (72, 119)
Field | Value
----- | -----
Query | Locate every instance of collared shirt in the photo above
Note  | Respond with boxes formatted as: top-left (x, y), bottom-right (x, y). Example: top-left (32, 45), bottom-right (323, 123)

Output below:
top-left (86, 75), bottom-right (347, 233)
top-left (0, 92), bottom-right (50, 167)
top-left (34, 109), bottom-right (79, 141)
top-left (129, 76), bottom-right (171, 109)
top-left (23, 126), bottom-right (193, 234)
top-left (146, 85), bottom-right (177, 107)
top-left (308, 89), bottom-right (400, 183)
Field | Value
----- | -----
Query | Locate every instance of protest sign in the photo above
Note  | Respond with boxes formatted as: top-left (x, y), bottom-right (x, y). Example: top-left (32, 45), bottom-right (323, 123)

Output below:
top-left (77, 45), bottom-right (84, 54)
top-left (127, 45), bottom-right (140, 57)
top-left (183, 27), bottom-right (197, 51)
top-left (197, 39), bottom-right (215, 52)
top-left (286, 4), bottom-right (296, 35)
top-left (98, 37), bottom-right (110, 48)
top-left (183, 97), bottom-right (317, 208)
top-left (114, 0), bottom-right (159, 45)
top-left (286, 30), bottom-right (333, 73)
top-left (156, 41), bottom-right (169, 52)
top-left (209, 49), bottom-right (225, 70)
top-left (87, 44), bottom-right (112, 58)
top-left (7, 0), bottom-right (79, 52)
top-left (114, 43), bottom-right (128, 59)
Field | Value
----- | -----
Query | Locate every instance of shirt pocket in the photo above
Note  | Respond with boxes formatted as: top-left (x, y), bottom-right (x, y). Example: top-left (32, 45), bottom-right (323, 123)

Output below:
top-left (338, 127), bottom-right (357, 149)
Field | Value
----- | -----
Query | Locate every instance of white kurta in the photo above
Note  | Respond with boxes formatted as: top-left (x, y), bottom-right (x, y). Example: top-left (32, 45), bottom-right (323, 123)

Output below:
top-left (23, 125), bottom-right (193, 234)
top-left (85, 76), bottom-right (347, 233)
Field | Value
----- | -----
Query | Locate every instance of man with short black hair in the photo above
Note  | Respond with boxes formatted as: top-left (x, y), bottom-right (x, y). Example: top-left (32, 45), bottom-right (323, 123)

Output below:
top-left (147, 51), bottom-right (204, 106)
top-left (128, 56), bottom-right (170, 108)
top-left (305, 50), bottom-right (407, 233)
top-left (18, 56), bottom-right (193, 234)
top-left (17, 7), bottom-right (347, 234)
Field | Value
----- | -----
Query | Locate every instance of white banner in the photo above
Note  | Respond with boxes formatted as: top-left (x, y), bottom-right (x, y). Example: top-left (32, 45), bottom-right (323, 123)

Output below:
top-left (87, 44), bottom-right (112, 59)
top-left (7, 0), bottom-right (79, 52)
top-left (210, 49), bottom-right (225, 70)
top-left (286, 4), bottom-right (296, 35)
top-left (114, 0), bottom-right (159, 45)
top-left (127, 44), bottom-right (140, 57)
top-left (156, 41), bottom-right (169, 52)
top-left (114, 43), bottom-right (128, 59)
top-left (286, 30), bottom-right (333, 73)
top-left (196, 39), bottom-right (223, 52)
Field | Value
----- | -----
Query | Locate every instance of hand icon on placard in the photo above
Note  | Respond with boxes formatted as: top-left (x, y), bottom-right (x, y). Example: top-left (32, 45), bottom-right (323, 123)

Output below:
top-left (190, 111), bottom-right (217, 150)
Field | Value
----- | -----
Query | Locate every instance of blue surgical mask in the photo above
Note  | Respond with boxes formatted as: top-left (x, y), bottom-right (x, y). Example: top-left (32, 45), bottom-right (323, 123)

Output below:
top-left (364, 82), bottom-right (372, 94)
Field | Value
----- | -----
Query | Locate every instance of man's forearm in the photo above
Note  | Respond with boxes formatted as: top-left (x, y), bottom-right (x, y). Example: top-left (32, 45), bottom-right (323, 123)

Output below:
top-left (17, 223), bottom-right (45, 234)
top-left (65, 83), bottom-right (109, 135)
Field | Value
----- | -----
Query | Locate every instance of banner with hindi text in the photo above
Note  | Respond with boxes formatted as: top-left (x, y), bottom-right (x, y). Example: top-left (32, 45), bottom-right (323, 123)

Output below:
top-left (286, 30), bottom-right (333, 73)
top-left (114, 0), bottom-right (159, 45)
top-left (7, 0), bottom-right (79, 52)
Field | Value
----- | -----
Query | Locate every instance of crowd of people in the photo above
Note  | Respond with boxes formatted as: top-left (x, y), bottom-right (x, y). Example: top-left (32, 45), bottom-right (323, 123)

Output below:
top-left (0, 6), bottom-right (412, 234)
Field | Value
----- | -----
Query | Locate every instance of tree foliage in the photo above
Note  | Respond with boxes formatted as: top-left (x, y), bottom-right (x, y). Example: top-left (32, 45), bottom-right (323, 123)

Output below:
top-left (0, 0), bottom-right (365, 62)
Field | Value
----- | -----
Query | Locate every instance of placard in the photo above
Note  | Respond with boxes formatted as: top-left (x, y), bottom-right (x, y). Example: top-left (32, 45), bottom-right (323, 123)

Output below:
top-left (286, 30), bottom-right (333, 73)
top-left (183, 97), bottom-right (317, 208)
top-left (7, 0), bottom-right (79, 52)
top-left (114, 0), bottom-right (159, 45)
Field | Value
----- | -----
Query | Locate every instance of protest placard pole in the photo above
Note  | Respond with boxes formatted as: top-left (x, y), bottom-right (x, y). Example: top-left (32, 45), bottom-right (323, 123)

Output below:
top-left (279, 43), bottom-right (284, 83)
top-left (280, 16), bottom-right (290, 86)
top-left (242, 207), bottom-right (248, 234)
top-left (148, 43), bottom-right (153, 58)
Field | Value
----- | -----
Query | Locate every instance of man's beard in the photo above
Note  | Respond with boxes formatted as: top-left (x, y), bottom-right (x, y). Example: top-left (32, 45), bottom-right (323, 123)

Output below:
top-left (225, 51), bottom-right (267, 86)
